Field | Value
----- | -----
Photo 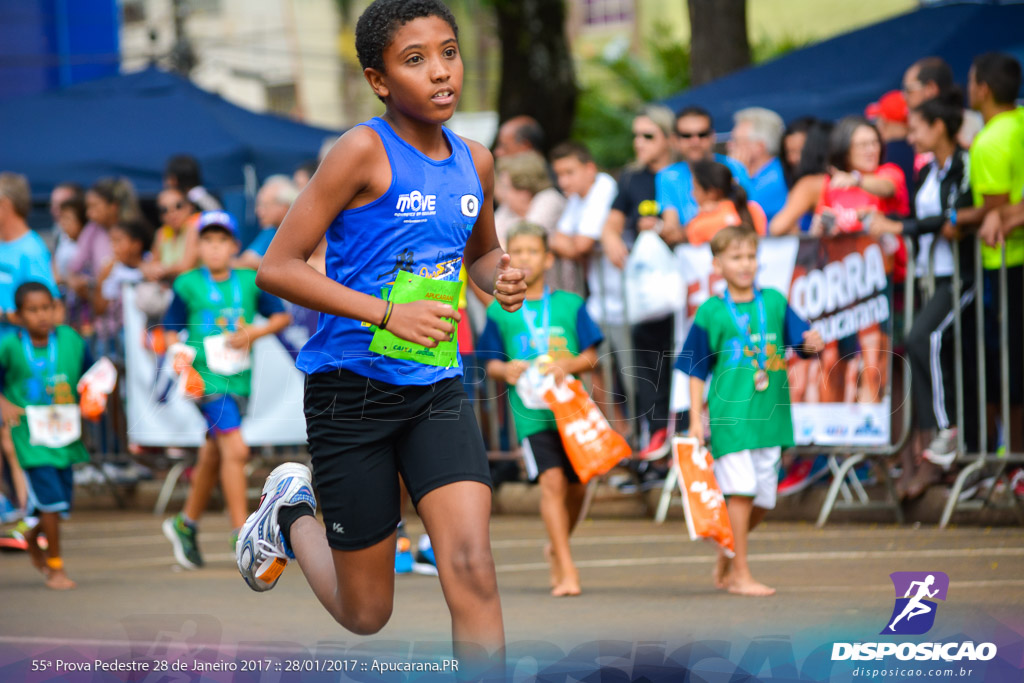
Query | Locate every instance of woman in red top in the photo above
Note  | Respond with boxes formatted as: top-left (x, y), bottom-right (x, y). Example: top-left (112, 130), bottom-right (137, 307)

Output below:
top-left (814, 117), bottom-right (909, 404)
top-left (814, 115), bottom-right (910, 234)
top-left (685, 159), bottom-right (767, 245)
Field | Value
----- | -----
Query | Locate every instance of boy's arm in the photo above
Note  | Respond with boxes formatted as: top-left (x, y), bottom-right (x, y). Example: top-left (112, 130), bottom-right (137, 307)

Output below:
top-left (257, 127), bottom-right (458, 348)
top-left (462, 140), bottom-right (527, 312)
top-left (688, 376), bottom-right (706, 446)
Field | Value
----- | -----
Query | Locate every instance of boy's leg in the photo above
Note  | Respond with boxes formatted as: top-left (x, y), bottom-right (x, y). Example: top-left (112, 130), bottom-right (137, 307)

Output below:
top-left (37, 511), bottom-right (74, 590)
top-left (714, 450), bottom-right (775, 596)
top-left (182, 437), bottom-right (220, 522)
top-left (417, 482), bottom-right (504, 663)
top-left (215, 428), bottom-right (250, 530)
top-left (538, 467), bottom-right (580, 597)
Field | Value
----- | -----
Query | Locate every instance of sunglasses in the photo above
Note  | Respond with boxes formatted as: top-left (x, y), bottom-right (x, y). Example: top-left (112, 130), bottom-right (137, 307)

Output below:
top-left (633, 132), bottom-right (657, 141)
top-left (677, 130), bottom-right (712, 139)
top-left (158, 201), bottom-right (185, 214)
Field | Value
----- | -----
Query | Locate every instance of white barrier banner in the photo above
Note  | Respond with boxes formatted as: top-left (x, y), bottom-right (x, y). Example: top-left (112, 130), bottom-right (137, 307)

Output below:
top-left (123, 287), bottom-right (308, 447)
top-left (671, 234), bottom-right (894, 447)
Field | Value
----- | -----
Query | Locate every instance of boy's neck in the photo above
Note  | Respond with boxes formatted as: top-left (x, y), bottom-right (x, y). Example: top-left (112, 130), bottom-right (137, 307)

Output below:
top-left (725, 282), bottom-right (755, 302)
top-left (524, 278), bottom-right (547, 300)
top-left (207, 265), bottom-right (231, 280)
top-left (382, 112), bottom-right (450, 161)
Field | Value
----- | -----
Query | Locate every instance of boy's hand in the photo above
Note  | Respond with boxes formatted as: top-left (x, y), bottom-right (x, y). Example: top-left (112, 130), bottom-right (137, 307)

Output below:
top-left (1, 398), bottom-right (25, 428)
top-left (542, 357), bottom-right (572, 385)
top-left (802, 329), bottom-right (824, 354)
top-left (688, 420), bottom-right (705, 447)
top-left (503, 360), bottom-right (529, 385)
top-left (494, 254), bottom-right (527, 312)
top-left (387, 300), bottom-right (460, 348)
top-left (226, 326), bottom-right (253, 353)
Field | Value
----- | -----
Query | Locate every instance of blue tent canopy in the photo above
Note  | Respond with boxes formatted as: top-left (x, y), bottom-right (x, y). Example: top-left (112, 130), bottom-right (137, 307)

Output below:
top-left (663, 2), bottom-right (1024, 129)
top-left (0, 67), bottom-right (339, 199)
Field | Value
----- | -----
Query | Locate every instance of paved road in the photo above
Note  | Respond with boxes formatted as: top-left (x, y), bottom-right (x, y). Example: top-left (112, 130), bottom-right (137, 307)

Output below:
top-left (1, 512), bottom-right (1022, 680)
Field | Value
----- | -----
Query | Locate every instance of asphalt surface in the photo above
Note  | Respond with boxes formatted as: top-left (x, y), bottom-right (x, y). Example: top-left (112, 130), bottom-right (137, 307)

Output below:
top-left (1, 510), bottom-right (1022, 680)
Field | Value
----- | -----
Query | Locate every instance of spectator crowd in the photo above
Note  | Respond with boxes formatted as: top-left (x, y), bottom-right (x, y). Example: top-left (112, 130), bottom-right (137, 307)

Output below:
top-left (1, 51), bottom-right (1023, 586)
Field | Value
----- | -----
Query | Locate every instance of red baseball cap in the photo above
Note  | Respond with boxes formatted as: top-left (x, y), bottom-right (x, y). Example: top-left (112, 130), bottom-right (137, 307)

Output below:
top-left (866, 90), bottom-right (908, 124)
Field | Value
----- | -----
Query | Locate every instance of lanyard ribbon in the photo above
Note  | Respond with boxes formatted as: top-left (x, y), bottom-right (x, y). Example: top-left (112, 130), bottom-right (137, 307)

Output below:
top-left (520, 287), bottom-right (551, 358)
top-left (202, 267), bottom-right (243, 332)
top-left (722, 287), bottom-right (768, 373)
top-left (21, 331), bottom-right (58, 405)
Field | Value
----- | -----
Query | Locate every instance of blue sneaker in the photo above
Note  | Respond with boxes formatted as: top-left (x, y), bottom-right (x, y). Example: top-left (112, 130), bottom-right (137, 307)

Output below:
top-left (395, 531), bottom-right (414, 574)
top-left (236, 463), bottom-right (316, 592)
top-left (413, 534), bottom-right (438, 575)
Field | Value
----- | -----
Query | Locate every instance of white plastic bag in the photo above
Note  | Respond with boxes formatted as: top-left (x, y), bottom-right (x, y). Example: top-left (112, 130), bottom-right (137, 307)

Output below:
top-left (624, 231), bottom-right (683, 324)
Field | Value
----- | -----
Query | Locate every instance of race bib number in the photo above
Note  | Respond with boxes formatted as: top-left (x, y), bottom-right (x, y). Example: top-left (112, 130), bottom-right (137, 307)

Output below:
top-left (203, 334), bottom-right (251, 376)
top-left (26, 404), bottom-right (82, 449)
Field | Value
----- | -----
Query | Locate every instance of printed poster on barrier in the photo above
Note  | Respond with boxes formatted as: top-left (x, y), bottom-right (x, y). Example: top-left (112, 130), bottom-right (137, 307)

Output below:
top-left (674, 234), bottom-right (894, 447)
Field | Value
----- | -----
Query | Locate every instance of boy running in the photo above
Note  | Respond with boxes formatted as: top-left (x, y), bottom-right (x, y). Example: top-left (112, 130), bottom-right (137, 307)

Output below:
top-left (0, 282), bottom-right (93, 589)
top-left (676, 226), bottom-right (823, 596)
top-left (235, 0), bottom-right (525, 670)
top-left (476, 222), bottom-right (602, 597)
top-left (162, 211), bottom-right (291, 568)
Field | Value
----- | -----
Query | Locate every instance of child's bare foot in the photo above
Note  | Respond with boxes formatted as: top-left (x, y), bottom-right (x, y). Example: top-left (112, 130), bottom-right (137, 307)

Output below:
top-left (551, 568), bottom-right (581, 597)
top-left (44, 569), bottom-right (76, 590)
top-left (713, 553), bottom-right (732, 590)
top-left (543, 543), bottom-right (561, 588)
top-left (726, 575), bottom-right (775, 597)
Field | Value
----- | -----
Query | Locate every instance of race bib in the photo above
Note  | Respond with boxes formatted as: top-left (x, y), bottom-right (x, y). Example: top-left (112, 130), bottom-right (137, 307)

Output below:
top-left (203, 334), bottom-right (251, 376)
top-left (26, 404), bottom-right (82, 449)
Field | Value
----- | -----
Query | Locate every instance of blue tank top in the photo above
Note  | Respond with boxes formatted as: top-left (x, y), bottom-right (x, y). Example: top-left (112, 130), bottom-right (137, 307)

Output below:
top-left (296, 117), bottom-right (483, 384)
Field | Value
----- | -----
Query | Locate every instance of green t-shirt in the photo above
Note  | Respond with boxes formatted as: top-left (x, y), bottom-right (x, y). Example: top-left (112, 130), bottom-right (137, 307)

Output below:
top-left (169, 268), bottom-right (269, 397)
top-left (476, 290), bottom-right (604, 441)
top-left (0, 325), bottom-right (89, 469)
top-left (970, 107), bottom-right (1024, 269)
top-left (677, 288), bottom-right (808, 459)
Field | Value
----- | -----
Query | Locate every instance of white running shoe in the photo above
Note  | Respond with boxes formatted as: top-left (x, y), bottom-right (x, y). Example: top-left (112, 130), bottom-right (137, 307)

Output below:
top-left (236, 463), bottom-right (316, 592)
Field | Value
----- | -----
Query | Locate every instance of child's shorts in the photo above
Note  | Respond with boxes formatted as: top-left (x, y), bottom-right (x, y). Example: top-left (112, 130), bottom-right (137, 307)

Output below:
top-left (304, 368), bottom-right (492, 551)
top-left (25, 466), bottom-right (74, 515)
top-left (713, 447), bottom-right (782, 510)
top-left (521, 430), bottom-right (579, 483)
top-left (198, 394), bottom-right (247, 436)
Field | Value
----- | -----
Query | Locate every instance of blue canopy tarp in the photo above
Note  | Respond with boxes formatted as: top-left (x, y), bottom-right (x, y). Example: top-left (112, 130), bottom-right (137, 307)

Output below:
top-left (0, 67), bottom-right (339, 199)
top-left (663, 2), bottom-right (1024, 128)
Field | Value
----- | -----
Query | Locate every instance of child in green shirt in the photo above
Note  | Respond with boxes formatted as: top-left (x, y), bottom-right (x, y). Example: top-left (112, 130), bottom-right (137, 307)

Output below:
top-left (0, 282), bottom-right (92, 590)
top-left (677, 226), bottom-right (823, 597)
top-left (476, 222), bottom-right (603, 597)
top-left (160, 211), bottom-right (291, 570)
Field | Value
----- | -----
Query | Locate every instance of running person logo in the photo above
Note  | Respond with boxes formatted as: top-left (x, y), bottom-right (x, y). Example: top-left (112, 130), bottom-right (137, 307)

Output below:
top-left (881, 571), bottom-right (949, 635)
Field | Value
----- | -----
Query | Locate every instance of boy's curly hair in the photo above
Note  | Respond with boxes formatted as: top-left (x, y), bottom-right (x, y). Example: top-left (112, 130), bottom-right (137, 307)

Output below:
top-left (355, 0), bottom-right (459, 74)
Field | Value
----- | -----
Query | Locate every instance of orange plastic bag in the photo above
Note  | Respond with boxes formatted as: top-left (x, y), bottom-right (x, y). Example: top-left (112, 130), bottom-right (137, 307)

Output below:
top-left (542, 378), bottom-right (631, 484)
top-left (672, 436), bottom-right (735, 556)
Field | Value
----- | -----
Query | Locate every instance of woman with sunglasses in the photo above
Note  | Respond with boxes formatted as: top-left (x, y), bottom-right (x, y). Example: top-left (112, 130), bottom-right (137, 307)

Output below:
top-left (141, 188), bottom-right (199, 282)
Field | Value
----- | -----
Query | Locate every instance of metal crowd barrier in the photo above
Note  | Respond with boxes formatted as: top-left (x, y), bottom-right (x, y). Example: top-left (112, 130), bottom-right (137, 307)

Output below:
top-left (941, 238), bottom-right (1024, 527)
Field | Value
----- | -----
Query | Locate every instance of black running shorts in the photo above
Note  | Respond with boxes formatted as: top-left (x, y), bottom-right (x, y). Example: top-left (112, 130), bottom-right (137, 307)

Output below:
top-left (520, 429), bottom-right (579, 483)
top-left (304, 368), bottom-right (492, 551)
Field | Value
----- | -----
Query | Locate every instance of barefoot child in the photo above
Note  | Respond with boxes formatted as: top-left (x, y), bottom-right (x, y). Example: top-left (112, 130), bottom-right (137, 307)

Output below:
top-left (235, 0), bottom-right (525, 671)
top-left (476, 222), bottom-right (601, 597)
top-left (0, 282), bottom-right (94, 589)
top-left (676, 226), bottom-right (823, 596)
top-left (161, 211), bottom-right (291, 568)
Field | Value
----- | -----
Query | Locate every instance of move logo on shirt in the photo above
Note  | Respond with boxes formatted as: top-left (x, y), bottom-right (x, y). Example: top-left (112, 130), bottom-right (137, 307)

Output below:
top-left (396, 191), bottom-right (437, 216)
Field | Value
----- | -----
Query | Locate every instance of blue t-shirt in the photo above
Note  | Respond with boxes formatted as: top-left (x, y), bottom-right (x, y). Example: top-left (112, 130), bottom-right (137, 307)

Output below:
top-left (296, 117), bottom-right (483, 385)
top-left (655, 154), bottom-right (753, 225)
top-left (748, 157), bottom-right (788, 222)
top-left (245, 227), bottom-right (277, 258)
top-left (0, 231), bottom-right (58, 337)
